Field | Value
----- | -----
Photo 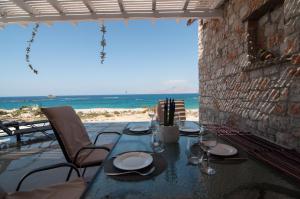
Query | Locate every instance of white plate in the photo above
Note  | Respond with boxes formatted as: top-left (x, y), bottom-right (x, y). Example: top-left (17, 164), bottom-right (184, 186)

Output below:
top-left (179, 127), bottom-right (200, 133)
top-left (113, 152), bottom-right (153, 171)
top-left (209, 143), bottom-right (238, 156)
top-left (129, 126), bottom-right (149, 132)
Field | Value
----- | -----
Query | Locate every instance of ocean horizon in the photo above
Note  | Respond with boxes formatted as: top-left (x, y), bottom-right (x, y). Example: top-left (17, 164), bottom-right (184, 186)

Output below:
top-left (0, 93), bottom-right (199, 110)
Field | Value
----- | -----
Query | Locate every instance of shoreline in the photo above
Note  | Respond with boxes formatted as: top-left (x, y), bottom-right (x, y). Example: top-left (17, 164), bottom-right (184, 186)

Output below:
top-left (0, 107), bottom-right (198, 112)
top-left (0, 107), bottom-right (199, 122)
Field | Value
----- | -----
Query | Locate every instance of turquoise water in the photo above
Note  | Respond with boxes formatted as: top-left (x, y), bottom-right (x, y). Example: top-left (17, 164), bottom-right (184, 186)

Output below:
top-left (0, 94), bottom-right (199, 110)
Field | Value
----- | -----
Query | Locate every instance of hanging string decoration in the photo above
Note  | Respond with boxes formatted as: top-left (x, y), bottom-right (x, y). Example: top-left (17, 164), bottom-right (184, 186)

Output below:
top-left (25, 23), bottom-right (40, 74)
top-left (100, 24), bottom-right (107, 64)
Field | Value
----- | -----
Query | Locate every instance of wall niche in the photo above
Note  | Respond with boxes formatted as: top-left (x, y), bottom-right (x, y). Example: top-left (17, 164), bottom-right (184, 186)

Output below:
top-left (242, 0), bottom-right (287, 72)
top-left (256, 4), bottom-right (284, 56)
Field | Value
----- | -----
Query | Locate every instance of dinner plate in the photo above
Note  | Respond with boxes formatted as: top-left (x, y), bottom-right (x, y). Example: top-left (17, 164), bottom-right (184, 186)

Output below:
top-left (209, 143), bottom-right (238, 156)
top-left (113, 152), bottom-right (153, 171)
top-left (129, 126), bottom-right (150, 132)
top-left (179, 127), bottom-right (200, 133)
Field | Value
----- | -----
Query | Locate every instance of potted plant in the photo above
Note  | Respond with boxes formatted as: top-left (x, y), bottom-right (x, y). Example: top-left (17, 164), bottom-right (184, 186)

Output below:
top-left (159, 98), bottom-right (179, 143)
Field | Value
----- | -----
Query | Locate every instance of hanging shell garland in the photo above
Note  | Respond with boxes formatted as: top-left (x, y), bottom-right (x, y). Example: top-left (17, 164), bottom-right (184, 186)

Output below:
top-left (25, 23), bottom-right (39, 74)
top-left (100, 24), bottom-right (107, 64)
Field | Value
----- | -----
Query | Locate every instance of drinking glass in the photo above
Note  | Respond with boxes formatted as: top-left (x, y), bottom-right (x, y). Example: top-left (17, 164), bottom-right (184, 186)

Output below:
top-left (200, 132), bottom-right (218, 175)
top-left (198, 125), bottom-right (206, 144)
top-left (148, 107), bottom-right (155, 120)
top-left (175, 113), bottom-right (184, 129)
top-left (151, 123), bottom-right (164, 153)
top-left (186, 137), bottom-right (203, 165)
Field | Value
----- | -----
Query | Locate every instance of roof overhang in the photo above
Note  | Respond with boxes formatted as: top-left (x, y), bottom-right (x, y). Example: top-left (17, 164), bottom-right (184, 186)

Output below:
top-left (0, 0), bottom-right (224, 26)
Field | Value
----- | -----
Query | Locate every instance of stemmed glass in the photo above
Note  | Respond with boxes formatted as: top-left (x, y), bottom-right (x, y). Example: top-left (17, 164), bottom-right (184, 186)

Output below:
top-left (148, 107), bottom-right (155, 127)
top-left (200, 132), bottom-right (218, 175)
top-left (151, 122), bottom-right (164, 153)
top-left (198, 125), bottom-right (206, 144)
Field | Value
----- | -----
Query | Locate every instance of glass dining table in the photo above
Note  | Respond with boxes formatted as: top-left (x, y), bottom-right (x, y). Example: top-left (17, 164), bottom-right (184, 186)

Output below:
top-left (82, 121), bottom-right (300, 199)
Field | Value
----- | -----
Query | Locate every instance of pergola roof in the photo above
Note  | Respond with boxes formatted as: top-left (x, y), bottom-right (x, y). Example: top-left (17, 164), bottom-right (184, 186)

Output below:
top-left (0, 0), bottom-right (224, 25)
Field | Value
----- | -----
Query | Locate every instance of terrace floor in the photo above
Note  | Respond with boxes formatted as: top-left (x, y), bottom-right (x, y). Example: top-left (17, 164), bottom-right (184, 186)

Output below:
top-left (0, 122), bottom-right (128, 192)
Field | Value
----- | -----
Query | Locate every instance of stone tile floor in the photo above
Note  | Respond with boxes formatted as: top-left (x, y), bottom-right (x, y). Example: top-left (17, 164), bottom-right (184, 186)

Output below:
top-left (0, 122), bottom-right (128, 192)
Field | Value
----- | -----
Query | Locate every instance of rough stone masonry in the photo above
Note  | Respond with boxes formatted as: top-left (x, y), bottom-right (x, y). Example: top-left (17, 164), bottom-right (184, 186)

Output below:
top-left (198, 0), bottom-right (300, 151)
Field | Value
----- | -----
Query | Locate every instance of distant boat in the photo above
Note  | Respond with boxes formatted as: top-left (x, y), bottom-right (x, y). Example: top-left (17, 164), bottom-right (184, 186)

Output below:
top-left (47, 94), bottom-right (56, 99)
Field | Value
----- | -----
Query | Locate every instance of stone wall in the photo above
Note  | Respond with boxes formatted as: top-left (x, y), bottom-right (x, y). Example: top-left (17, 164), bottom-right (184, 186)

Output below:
top-left (198, 0), bottom-right (300, 151)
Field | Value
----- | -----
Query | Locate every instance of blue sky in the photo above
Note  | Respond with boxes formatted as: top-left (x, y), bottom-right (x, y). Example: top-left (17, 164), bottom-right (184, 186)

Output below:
top-left (0, 20), bottom-right (198, 97)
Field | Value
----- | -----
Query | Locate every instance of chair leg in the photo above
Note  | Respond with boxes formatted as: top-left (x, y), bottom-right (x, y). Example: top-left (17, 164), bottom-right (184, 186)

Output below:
top-left (66, 167), bottom-right (73, 181)
top-left (16, 134), bottom-right (21, 143)
top-left (82, 167), bottom-right (87, 176)
top-left (41, 131), bottom-right (54, 139)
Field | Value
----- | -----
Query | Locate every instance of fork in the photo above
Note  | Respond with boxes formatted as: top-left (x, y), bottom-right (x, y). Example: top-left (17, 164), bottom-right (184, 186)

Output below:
top-left (106, 167), bottom-right (155, 176)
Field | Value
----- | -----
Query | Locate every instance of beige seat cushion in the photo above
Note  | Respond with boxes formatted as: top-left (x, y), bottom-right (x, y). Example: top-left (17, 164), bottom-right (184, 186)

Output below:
top-left (0, 187), bottom-right (7, 199)
top-left (75, 143), bottom-right (114, 167)
top-left (6, 178), bottom-right (86, 199)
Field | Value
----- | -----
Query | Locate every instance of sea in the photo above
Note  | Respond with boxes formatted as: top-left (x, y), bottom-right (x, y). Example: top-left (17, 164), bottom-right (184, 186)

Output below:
top-left (0, 93), bottom-right (199, 110)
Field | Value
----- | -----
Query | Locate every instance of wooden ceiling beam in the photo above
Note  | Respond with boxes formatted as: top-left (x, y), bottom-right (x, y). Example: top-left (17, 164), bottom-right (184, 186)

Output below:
top-left (0, 9), bottom-right (223, 24)
top-left (0, 0), bottom-right (225, 24)
top-left (152, 0), bottom-right (156, 11)
top-left (47, 0), bottom-right (64, 15)
top-left (183, 0), bottom-right (190, 10)
top-left (118, 0), bottom-right (125, 12)
top-left (12, 0), bottom-right (39, 15)
top-left (82, 0), bottom-right (96, 14)
top-left (210, 0), bottom-right (226, 9)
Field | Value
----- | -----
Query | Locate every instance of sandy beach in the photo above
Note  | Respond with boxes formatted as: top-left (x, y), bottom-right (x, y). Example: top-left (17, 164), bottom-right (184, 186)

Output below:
top-left (0, 107), bottom-right (199, 122)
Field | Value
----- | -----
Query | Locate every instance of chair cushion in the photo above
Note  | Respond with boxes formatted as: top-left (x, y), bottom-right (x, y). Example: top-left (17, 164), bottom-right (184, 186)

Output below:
top-left (75, 143), bottom-right (114, 167)
top-left (0, 187), bottom-right (7, 199)
top-left (6, 178), bottom-right (86, 199)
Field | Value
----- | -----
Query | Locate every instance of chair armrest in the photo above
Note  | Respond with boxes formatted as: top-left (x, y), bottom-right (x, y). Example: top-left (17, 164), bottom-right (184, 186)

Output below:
top-left (1, 121), bottom-right (19, 127)
top-left (93, 131), bottom-right (121, 144)
top-left (16, 163), bottom-right (80, 191)
top-left (0, 123), bottom-right (13, 135)
top-left (73, 145), bottom-right (111, 164)
top-left (18, 120), bottom-right (49, 127)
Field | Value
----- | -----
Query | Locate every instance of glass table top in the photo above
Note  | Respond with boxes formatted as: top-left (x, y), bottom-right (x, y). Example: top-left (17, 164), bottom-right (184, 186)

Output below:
top-left (82, 122), bottom-right (300, 199)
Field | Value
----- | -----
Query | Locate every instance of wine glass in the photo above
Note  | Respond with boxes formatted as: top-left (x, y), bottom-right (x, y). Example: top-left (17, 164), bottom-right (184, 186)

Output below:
top-left (148, 107), bottom-right (155, 127)
top-left (186, 137), bottom-right (203, 165)
top-left (198, 125), bottom-right (206, 144)
top-left (151, 123), bottom-right (164, 153)
top-left (200, 132), bottom-right (218, 175)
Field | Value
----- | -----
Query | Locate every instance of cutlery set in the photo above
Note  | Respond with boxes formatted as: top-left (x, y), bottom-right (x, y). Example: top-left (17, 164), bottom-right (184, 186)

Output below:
top-left (106, 166), bottom-right (156, 176)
